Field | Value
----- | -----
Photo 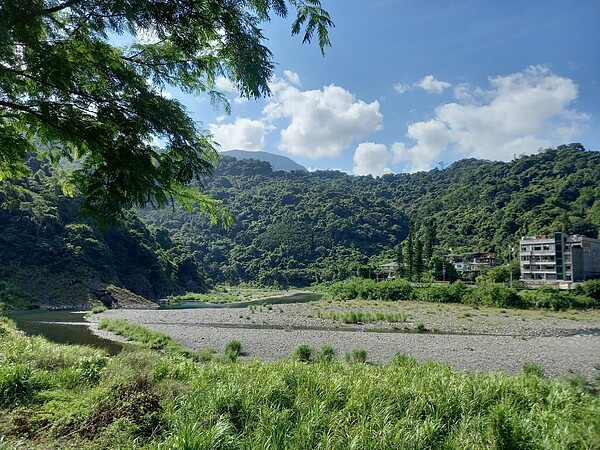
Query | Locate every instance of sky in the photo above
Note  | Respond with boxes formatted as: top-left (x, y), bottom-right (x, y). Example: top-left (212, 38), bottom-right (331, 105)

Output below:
top-left (166, 0), bottom-right (600, 176)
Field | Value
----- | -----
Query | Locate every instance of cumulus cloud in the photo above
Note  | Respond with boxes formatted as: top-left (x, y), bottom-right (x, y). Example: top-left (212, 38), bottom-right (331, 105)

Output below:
top-left (353, 143), bottom-right (391, 176)
top-left (264, 81), bottom-right (383, 159)
top-left (416, 75), bottom-right (452, 94)
top-left (209, 118), bottom-right (269, 151)
top-left (394, 66), bottom-right (588, 172)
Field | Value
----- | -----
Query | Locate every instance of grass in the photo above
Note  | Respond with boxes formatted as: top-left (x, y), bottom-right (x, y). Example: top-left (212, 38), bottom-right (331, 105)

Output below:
top-left (318, 309), bottom-right (408, 324)
top-left (1, 316), bottom-right (599, 449)
top-left (169, 286), bottom-right (293, 304)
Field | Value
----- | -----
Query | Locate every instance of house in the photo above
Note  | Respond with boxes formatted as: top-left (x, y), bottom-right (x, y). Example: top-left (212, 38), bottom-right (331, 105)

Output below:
top-left (380, 262), bottom-right (398, 279)
top-left (520, 232), bottom-right (600, 284)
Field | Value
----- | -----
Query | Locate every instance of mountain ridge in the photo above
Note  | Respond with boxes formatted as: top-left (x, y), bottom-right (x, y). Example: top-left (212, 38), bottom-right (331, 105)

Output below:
top-left (221, 150), bottom-right (308, 172)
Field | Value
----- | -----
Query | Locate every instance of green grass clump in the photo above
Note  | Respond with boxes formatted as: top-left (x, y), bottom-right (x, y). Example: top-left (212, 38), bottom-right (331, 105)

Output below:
top-left (323, 309), bottom-right (407, 324)
top-left (292, 344), bottom-right (314, 362)
top-left (345, 348), bottom-right (368, 364)
top-left (98, 318), bottom-right (185, 355)
top-left (90, 305), bottom-right (108, 314)
top-left (223, 340), bottom-right (243, 362)
top-left (318, 345), bottom-right (335, 362)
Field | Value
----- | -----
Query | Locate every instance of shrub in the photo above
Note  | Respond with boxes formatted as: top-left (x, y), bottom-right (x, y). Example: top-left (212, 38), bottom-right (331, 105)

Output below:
top-left (469, 282), bottom-right (522, 308)
top-left (324, 277), bottom-right (414, 301)
top-left (582, 279), bottom-right (600, 302)
top-left (196, 347), bottom-right (216, 363)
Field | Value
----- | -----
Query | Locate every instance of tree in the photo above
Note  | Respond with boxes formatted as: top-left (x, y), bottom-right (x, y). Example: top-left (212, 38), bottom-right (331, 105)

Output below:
top-left (422, 218), bottom-right (436, 262)
top-left (414, 239), bottom-right (423, 282)
top-left (403, 220), bottom-right (415, 281)
top-left (0, 0), bottom-right (333, 220)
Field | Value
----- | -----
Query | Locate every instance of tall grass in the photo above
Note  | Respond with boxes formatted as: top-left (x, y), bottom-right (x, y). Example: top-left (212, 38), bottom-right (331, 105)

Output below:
top-left (1, 316), bottom-right (599, 449)
top-left (320, 309), bottom-right (407, 324)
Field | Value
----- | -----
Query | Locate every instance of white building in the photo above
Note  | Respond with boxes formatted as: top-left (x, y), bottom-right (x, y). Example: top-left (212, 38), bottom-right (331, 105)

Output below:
top-left (520, 232), bottom-right (600, 284)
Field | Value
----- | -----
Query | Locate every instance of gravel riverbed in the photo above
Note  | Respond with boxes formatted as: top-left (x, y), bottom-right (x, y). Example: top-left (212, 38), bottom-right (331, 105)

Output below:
top-left (88, 300), bottom-right (600, 380)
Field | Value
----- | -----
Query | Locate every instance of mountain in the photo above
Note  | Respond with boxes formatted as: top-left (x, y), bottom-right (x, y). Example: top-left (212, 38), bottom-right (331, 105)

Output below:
top-left (221, 150), bottom-right (308, 172)
top-left (141, 143), bottom-right (600, 287)
top-left (0, 160), bottom-right (208, 310)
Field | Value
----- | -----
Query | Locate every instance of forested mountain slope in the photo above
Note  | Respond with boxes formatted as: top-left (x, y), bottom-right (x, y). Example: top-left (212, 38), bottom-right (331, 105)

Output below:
top-left (141, 143), bottom-right (600, 287)
top-left (0, 160), bottom-right (207, 309)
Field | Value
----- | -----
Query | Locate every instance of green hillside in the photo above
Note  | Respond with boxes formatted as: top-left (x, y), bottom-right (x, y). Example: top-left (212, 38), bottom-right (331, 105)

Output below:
top-left (141, 143), bottom-right (600, 286)
top-left (0, 160), bottom-right (207, 310)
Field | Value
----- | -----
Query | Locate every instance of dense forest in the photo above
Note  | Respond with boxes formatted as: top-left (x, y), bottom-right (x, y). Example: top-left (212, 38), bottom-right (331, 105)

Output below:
top-left (1, 144), bottom-right (599, 307)
top-left (141, 143), bottom-right (600, 287)
top-left (0, 159), bottom-right (207, 310)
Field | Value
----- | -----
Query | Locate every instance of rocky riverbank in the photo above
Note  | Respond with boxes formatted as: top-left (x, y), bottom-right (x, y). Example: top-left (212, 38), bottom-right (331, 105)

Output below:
top-left (88, 299), bottom-right (600, 380)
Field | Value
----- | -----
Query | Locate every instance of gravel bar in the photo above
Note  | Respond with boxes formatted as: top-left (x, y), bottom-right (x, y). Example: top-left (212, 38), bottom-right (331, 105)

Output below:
top-left (89, 303), bottom-right (600, 381)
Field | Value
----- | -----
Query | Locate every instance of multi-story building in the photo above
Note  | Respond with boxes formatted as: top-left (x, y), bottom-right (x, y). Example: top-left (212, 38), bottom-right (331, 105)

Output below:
top-left (520, 232), bottom-right (600, 284)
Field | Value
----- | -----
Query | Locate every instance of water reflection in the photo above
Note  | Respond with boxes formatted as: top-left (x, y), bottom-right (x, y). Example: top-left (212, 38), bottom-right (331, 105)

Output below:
top-left (6, 310), bottom-right (124, 355)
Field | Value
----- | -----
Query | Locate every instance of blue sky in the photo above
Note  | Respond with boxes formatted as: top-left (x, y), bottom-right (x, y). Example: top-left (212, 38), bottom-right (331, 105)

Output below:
top-left (168, 0), bottom-right (600, 175)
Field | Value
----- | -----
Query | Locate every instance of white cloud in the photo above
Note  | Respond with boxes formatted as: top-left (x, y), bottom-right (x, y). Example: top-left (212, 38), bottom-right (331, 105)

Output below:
top-left (209, 118), bottom-right (269, 151)
top-left (283, 70), bottom-right (301, 86)
top-left (215, 76), bottom-right (237, 93)
top-left (394, 66), bottom-right (588, 172)
top-left (264, 81), bottom-right (383, 159)
top-left (394, 83), bottom-right (411, 94)
top-left (416, 75), bottom-right (452, 94)
top-left (353, 143), bottom-right (391, 176)
top-left (215, 76), bottom-right (248, 104)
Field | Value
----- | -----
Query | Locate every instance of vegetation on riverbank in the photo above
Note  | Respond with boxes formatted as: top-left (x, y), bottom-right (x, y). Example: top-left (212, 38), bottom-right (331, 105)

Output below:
top-left (1, 316), bottom-right (599, 449)
top-left (322, 277), bottom-right (600, 310)
top-left (169, 286), bottom-right (299, 305)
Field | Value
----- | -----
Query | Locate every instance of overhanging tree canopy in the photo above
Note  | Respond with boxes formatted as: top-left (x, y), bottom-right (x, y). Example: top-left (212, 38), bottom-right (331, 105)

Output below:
top-left (0, 0), bottom-right (333, 219)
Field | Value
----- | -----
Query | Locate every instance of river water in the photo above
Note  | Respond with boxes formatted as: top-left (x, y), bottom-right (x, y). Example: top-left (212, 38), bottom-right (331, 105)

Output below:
top-left (6, 292), bottom-right (323, 353)
top-left (6, 309), bottom-right (124, 355)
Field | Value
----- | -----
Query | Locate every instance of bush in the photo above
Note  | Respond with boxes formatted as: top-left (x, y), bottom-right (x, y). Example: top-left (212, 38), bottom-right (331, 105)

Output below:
top-left (325, 277), bottom-right (414, 301)
top-left (582, 279), bottom-right (600, 301)
top-left (469, 282), bottom-right (522, 308)
top-left (418, 281), bottom-right (470, 303)
top-left (519, 287), bottom-right (597, 310)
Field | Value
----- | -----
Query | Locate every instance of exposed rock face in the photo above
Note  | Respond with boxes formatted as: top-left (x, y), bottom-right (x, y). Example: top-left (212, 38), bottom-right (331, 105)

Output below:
top-left (91, 283), bottom-right (158, 309)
